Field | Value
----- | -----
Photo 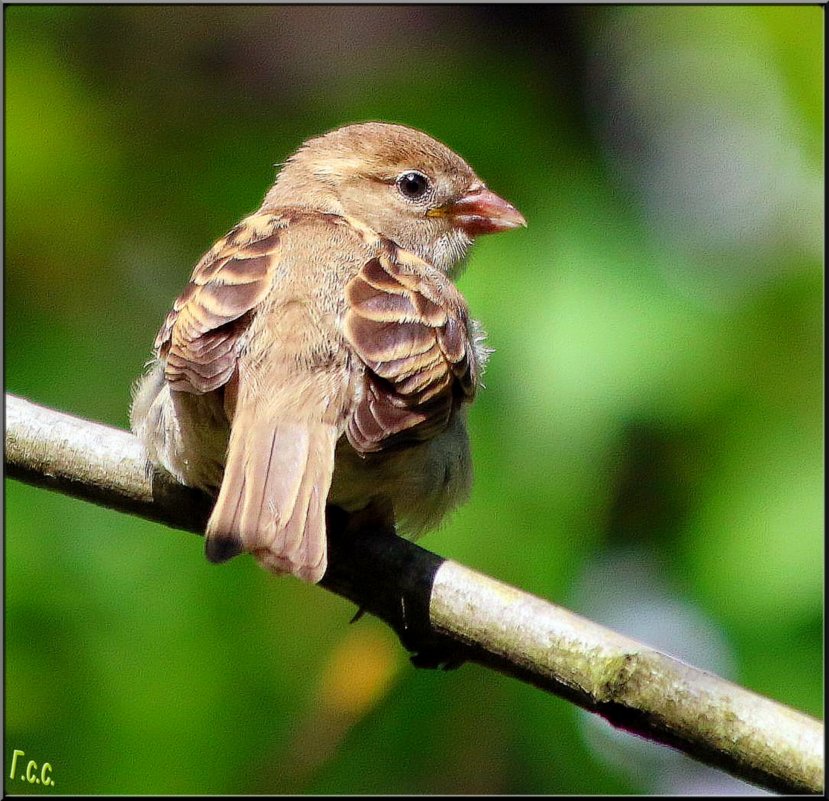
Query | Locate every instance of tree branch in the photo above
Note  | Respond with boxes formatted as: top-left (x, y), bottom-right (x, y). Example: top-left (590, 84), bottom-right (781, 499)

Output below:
top-left (4, 393), bottom-right (823, 795)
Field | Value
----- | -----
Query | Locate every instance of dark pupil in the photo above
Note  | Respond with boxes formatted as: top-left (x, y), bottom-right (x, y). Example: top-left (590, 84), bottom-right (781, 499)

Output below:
top-left (399, 172), bottom-right (428, 198)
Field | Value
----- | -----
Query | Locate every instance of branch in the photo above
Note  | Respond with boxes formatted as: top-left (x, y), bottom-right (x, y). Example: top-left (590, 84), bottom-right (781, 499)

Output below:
top-left (4, 393), bottom-right (823, 795)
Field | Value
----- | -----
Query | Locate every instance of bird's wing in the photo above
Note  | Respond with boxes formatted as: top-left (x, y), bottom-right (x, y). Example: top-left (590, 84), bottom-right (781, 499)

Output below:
top-left (343, 242), bottom-right (479, 453)
top-left (155, 211), bottom-right (288, 394)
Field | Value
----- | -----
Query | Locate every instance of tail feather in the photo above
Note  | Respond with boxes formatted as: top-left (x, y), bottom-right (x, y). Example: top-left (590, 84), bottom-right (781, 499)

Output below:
top-left (266, 425), bottom-right (312, 558)
top-left (204, 435), bottom-right (247, 562)
top-left (292, 472), bottom-right (329, 582)
top-left (205, 416), bottom-right (336, 583)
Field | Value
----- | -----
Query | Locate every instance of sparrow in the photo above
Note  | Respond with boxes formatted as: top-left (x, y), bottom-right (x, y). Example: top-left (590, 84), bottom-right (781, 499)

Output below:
top-left (131, 122), bottom-right (525, 583)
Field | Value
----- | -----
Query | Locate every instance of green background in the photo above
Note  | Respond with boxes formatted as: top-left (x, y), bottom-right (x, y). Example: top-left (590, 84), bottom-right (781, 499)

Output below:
top-left (5, 5), bottom-right (822, 794)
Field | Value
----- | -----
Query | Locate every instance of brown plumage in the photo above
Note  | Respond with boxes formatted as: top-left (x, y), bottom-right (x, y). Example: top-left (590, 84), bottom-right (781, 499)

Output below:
top-left (131, 122), bottom-right (525, 583)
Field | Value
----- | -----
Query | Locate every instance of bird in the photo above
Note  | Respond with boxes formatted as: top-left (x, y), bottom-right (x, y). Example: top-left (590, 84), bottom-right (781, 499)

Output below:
top-left (130, 121), bottom-right (525, 583)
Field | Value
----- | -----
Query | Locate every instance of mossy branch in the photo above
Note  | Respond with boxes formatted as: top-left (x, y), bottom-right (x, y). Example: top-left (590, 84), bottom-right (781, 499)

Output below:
top-left (4, 393), bottom-right (823, 795)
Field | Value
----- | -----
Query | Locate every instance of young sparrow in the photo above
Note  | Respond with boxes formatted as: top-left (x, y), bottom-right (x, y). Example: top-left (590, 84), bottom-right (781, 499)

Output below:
top-left (131, 122), bottom-right (525, 582)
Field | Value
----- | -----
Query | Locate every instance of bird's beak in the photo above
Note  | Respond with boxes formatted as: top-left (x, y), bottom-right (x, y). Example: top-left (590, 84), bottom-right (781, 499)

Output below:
top-left (431, 184), bottom-right (527, 237)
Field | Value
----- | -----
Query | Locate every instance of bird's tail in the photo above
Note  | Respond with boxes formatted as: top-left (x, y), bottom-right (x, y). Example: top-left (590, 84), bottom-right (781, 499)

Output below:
top-left (205, 413), bottom-right (337, 583)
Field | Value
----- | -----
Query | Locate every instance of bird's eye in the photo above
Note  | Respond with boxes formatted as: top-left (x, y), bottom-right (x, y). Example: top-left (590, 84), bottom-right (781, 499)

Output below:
top-left (396, 171), bottom-right (430, 200)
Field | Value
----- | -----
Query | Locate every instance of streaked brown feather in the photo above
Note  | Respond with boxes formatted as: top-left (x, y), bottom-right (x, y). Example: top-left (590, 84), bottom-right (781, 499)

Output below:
top-left (344, 245), bottom-right (477, 453)
top-left (154, 213), bottom-right (287, 395)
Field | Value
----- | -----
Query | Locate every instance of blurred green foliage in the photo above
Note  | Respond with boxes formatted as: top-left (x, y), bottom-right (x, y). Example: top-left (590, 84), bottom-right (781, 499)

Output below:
top-left (5, 5), bottom-right (822, 794)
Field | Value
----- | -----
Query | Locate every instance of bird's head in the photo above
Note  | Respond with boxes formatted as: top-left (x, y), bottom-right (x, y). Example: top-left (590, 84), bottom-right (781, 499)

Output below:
top-left (264, 122), bottom-right (525, 275)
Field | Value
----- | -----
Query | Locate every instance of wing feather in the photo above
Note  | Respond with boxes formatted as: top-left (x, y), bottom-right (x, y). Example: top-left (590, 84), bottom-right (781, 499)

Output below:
top-left (154, 212), bottom-right (288, 395)
top-left (343, 244), bottom-right (479, 453)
